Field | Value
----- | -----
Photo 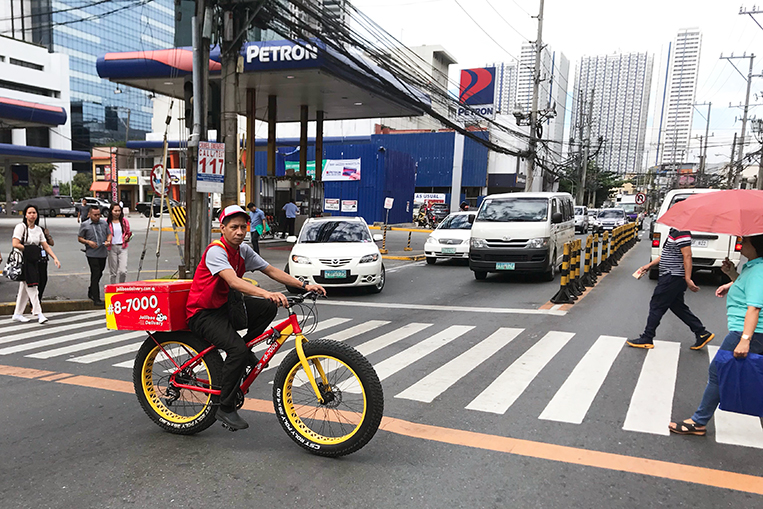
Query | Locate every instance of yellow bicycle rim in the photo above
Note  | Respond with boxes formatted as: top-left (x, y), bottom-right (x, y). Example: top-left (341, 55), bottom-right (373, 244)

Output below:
top-left (141, 342), bottom-right (212, 424)
top-left (282, 355), bottom-right (368, 445)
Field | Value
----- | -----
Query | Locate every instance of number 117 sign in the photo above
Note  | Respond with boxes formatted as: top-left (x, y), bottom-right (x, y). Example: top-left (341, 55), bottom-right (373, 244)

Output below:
top-left (197, 141), bottom-right (225, 193)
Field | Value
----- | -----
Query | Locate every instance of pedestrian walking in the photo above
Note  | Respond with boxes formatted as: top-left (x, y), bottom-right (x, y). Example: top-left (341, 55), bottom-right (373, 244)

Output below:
top-left (627, 227), bottom-right (714, 349)
top-left (38, 218), bottom-right (55, 300)
top-left (246, 202), bottom-right (267, 254)
top-left (11, 205), bottom-right (60, 324)
top-left (282, 200), bottom-right (299, 237)
top-left (669, 235), bottom-right (763, 435)
top-left (106, 203), bottom-right (132, 284)
top-left (78, 205), bottom-right (111, 306)
top-left (76, 198), bottom-right (88, 223)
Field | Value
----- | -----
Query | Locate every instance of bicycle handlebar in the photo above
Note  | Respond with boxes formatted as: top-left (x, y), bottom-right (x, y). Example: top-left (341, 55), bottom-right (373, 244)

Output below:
top-left (286, 290), bottom-right (325, 306)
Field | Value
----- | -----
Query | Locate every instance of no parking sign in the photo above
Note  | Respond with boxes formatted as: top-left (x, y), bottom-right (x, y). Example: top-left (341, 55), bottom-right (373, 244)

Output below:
top-left (635, 193), bottom-right (646, 205)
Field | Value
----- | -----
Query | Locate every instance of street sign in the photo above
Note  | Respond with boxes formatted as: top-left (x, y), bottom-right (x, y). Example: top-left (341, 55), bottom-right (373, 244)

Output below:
top-left (150, 164), bottom-right (169, 195)
top-left (384, 197), bottom-right (394, 210)
top-left (635, 192), bottom-right (646, 205)
top-left (197, 141), bottom-right (225, 193)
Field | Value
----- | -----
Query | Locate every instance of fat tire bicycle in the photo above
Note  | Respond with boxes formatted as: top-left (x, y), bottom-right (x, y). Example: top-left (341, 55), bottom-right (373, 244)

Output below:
top-left (132, 291), bottom-right (384, 457)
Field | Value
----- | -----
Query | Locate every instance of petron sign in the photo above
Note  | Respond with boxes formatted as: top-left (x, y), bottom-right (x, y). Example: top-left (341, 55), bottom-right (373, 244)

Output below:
top-left (243, 40), bottom-right (321, 71)
top-left (457, 67), bottom-right (497, 120)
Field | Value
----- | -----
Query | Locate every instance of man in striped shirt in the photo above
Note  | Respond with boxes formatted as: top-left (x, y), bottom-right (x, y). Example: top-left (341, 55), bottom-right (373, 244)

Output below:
top-left (627, 228), bottom-right (714, 349)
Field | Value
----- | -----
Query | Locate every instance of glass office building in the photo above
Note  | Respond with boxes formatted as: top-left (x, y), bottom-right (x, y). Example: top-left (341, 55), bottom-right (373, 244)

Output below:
top-left (1, 0), bottom-right (175, 167)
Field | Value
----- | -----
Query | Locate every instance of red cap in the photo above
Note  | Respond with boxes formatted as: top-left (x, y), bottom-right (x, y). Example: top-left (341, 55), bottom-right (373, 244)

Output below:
top-left (219, 205), bottom-right (249, 223)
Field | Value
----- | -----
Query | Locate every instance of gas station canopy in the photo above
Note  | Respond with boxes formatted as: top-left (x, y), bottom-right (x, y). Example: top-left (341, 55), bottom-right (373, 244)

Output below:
top-left (0, 143), bottom-right (90, 163)
top-left (96, 39), bottom-right (430, 122)
top-left (0, 96), bottom-right (67, 128)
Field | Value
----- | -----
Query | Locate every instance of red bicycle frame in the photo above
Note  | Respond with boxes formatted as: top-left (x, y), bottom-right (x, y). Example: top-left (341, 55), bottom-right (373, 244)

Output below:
top-left (148, 307), bottom-right (305, 397)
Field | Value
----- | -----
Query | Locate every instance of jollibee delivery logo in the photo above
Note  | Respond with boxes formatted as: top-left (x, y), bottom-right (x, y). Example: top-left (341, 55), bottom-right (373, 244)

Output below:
top-left (459, 67), bottom-right (496, 105)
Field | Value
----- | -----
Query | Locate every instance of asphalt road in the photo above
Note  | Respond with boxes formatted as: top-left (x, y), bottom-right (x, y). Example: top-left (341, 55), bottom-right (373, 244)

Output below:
top-left (0, 231), bottom-right (762, 507)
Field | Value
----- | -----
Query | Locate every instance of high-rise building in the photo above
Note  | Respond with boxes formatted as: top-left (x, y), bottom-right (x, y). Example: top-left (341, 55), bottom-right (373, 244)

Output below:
top-left (657, 28), bottom-right (702, 167)
top-left (1, 0), bottom-right (175, 163)
top-left (492, 43), bottom-right (569, 163)
top-left (571, 52), bottom-right (654, 174)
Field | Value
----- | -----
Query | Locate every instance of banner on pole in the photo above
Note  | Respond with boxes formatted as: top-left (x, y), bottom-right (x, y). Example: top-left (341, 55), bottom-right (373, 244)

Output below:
top-left (197, 141), bottom-right (225, 193)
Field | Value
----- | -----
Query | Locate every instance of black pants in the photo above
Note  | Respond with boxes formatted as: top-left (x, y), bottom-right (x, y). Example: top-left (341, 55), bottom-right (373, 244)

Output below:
top-left (87, 256), bottom-right (107, 301)
top-left (250, 231), bottom-right (260, 254)
top-left (188, 297), bottom-right (278, 410)
top-left (641, 274), bottom-right (706, 341)
top-left (285, 217), bottom-right (296, 237)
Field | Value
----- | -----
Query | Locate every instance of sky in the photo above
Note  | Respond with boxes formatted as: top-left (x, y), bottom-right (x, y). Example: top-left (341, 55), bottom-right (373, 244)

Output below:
top-left (353, 0), bottom-right (763, 166)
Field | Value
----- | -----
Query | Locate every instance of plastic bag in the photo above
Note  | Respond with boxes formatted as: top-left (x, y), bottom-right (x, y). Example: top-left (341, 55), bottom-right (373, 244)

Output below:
top-left (715, 349), bottom-right (763, 417)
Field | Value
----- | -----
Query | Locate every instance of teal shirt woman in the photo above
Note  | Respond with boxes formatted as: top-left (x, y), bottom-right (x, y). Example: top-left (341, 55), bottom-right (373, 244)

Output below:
top-left (669, 235), bottom-right (763, 436)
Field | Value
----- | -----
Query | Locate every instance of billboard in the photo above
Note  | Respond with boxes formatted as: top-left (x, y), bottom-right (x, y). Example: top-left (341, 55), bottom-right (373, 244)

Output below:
top-left (322, 158), bottom-right (361, 181)
top-left (457, 67), bottom-right (496, 120)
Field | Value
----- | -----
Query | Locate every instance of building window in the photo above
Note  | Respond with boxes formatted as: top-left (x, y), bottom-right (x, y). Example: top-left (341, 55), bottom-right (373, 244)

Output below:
top-left (9, 57), bottom-right (44, 71)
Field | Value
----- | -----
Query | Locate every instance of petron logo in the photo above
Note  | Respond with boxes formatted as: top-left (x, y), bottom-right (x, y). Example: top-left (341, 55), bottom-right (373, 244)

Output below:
top-left (245, 42), bottom-right (319, 64)
top-left (457, 67), bottom-right (496, 119)
top-left (459, 67), bottom-right (496, 105)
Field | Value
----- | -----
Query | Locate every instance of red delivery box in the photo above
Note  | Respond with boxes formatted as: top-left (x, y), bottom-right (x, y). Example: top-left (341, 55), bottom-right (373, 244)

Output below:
top-left (105, 280), bottom-right (193, 332)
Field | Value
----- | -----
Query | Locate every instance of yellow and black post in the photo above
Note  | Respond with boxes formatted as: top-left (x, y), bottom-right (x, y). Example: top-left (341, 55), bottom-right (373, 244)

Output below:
top-left (610, 227), bottom-right (620, 266)
top-left (582, 235), bottom-right (594, 287)
top-left (600, 231), bottom-right (612, 272)
top-left (571, 239), bottom-right (584, 295)
top-left (593, 232), bottom-right (602, 277)
top-left (380, 224), bottom-right (389, 254)
top-left (404, 231), bottom-right (412, 251)
top-left (551, 242), bottom-right (576, 304)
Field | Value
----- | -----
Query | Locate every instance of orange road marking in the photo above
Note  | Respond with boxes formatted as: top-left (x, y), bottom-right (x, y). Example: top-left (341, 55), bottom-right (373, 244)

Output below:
top-left (2, 364), bottom-right (762, 495)
top-left (37, 373), bottom-right (76, 382)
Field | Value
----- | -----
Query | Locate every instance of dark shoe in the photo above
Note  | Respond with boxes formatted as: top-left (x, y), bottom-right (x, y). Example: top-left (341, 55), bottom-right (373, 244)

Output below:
top-left (626, 337), bottom-right (654, 349)
top-left (691, 331), bottom-right (715, 351)
top-left (92, 299), bottom-right (104, 307)
top-left (215, 408), bottom-right (249, 430)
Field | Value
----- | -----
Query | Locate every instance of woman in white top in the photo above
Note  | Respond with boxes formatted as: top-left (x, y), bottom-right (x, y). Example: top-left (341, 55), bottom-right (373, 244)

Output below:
top-left (107, 203), bottom-right (132, 284)
top-left (12, 205), bottom-right (60, 323)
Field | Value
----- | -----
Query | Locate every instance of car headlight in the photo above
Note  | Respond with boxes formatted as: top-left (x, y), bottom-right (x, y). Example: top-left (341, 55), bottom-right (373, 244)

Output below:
top-left (471, 238), bottom-right (488, 248)
top-left (291, 255), bottom-right (311, 264)
top-left (425, 236), bottom-right (437, 244)
top-left (526, 237), bottom-right (549, 249)
top-left (359, 253), bottom-right (379, 263)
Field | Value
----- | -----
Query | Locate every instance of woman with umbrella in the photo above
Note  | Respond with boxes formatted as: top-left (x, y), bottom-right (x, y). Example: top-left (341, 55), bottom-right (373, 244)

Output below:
top-left (11, 204), bottom-right (61, 324)
top-left (656, 190), bottom-right (763, 436)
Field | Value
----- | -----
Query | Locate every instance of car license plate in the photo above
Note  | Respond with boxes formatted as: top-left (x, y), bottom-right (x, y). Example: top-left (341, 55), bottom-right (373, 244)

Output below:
top-left (324, 270), bottom-right (347, 279)
top-left (691, 240), bottom-right (708, 248)
top-left (496, 262), bottom-right (515, 270)
top-left (442, 247), bottom-right (456, 254)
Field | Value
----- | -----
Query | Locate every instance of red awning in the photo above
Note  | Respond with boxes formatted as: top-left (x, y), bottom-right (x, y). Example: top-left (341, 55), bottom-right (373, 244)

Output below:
top-left (90, 181), bottom-right (112, 192)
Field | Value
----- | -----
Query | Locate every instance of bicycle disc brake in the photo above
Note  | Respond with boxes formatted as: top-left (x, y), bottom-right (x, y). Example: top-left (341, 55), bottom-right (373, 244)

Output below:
top-left (317, 382), bottom-right (341, 409)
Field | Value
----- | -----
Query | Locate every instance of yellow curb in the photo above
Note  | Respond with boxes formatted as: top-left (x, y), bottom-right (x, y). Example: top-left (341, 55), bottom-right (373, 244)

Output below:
top-left (369, 226), bottom-right (433, 233)
top-left (383, 254), bottom-right (426, 261)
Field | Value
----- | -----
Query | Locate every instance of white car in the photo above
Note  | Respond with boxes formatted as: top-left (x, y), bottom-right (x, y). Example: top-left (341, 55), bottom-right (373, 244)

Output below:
top-left (596, 208), bottom-right (627, 230)
top-left (286, 217), bottom-right (385, 293)
top-left (574, 206), bottom-right (589, 233)
top-left (424, 211), bottom-right (475, 264)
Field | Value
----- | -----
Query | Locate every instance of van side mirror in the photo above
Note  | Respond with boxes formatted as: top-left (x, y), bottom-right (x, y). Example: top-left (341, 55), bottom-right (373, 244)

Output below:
top-left (551, 212), bottom-right (563, 224)
top-left (467, 214), bottom-right (475, 224)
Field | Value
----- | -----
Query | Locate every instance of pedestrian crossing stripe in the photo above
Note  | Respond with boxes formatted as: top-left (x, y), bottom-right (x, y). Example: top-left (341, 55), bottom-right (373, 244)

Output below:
top-left (2, 313), bottom-right (763, 448)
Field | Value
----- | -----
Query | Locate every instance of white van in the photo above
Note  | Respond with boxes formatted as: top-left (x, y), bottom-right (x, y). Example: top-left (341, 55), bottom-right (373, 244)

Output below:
top-left (650, 189), bottom-right (742, 280)
top-left (469, 192), bottom-right (575, 281)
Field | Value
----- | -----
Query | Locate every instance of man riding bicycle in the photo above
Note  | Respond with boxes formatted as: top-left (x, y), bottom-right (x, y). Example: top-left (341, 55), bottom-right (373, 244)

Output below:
top-left (186, 205), bottom-right (326, 430)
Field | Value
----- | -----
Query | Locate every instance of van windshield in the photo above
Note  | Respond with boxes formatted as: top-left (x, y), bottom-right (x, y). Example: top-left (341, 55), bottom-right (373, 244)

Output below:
top-left (476, 198), bottom-right (548, 222)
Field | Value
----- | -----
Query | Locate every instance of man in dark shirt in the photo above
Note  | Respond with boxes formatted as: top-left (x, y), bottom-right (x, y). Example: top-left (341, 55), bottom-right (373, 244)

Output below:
top-left (627, 228), bottom-right (714, 349)
top-left (77, 206), bottom-right (111, 306)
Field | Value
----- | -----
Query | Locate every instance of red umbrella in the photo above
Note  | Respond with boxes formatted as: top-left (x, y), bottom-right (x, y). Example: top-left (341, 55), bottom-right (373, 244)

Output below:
top-left (656, 189), bottom-right (763, 236)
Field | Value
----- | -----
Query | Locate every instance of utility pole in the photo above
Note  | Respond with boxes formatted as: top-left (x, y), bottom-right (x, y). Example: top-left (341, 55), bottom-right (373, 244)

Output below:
top-left (185, 0), bottom-right (212, 273)
top-left (221, 6), bottom-right (241, 208)
top-left (524, 0), bottom-right (545, 192)
top-left (693, 102), bottom-right (711, 179)
top-left (577, 88), bottom-right (594, 205)
top-left (727, 132), bottom-right (738, 188)
top-left (720, 53), bottom-right (760, 187)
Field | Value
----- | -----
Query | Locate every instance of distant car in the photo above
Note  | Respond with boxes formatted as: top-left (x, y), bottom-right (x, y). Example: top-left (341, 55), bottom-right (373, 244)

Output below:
top-left (285, 217), bottom-right (385, 293)
top-left (84, 197), bottom-right (111, 216)
top-left (424, 211), bottom-right (475, 264)
top-left (136, 197), bottom-right (181, 217)
top-left (597, 208), bottom-right (627, 230)
top-left (587, 208), bottom-right (601, 232)
top-left (429, 203), bottom-right (450, 223)
top-left (574, 206), bottom-right (589, 233)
